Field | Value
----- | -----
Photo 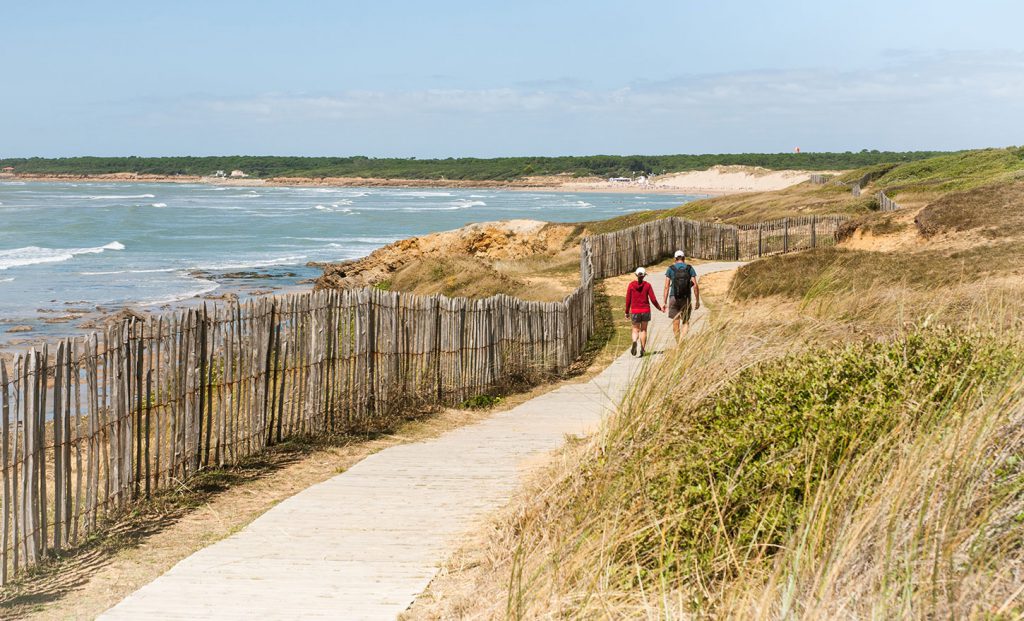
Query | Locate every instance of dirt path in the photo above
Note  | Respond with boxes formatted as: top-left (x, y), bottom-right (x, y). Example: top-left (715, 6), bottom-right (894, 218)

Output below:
top-left (94, 262), bottom-right (741, 620)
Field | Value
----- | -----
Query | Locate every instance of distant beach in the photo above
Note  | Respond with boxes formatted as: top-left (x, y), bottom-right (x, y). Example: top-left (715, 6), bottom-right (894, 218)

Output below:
top-left (6, 164), bottom-right (825, 197)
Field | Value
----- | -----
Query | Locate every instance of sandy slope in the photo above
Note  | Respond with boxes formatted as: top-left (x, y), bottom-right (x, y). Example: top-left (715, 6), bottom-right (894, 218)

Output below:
top-left (559, 165), bottom-right (837, 195)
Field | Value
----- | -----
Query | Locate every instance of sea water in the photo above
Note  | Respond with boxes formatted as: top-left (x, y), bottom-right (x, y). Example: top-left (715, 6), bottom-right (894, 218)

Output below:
top-left (0, 181), bottom-right (700, 341)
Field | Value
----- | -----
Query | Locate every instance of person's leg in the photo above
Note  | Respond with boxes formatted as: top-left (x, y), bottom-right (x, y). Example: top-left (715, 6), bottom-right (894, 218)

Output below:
top-left (638, 320), bottom-right (649, 354)
top-left (630, 320), bottom-right (639, 355)
top-left (678, 301), bottom-right (692, 339)
top-left (672, 317), bottom-right (681, 339)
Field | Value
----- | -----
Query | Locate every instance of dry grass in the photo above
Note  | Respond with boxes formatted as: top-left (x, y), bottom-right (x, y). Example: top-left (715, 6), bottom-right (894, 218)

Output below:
top-left (673, 182), bottom-right (874, 224)
top-left (583, 183), bottom-right (873, 235)
top-left (407, 176), bottom-right (1024, 620)
top-left (916, 179), bottom-right (1024, 239)
top-left (387, 256), bottom-right (529, 299)
top-left (385, 249), bottom-right (582, 303)
top-left (408, 279), bottom-right (1024, 620)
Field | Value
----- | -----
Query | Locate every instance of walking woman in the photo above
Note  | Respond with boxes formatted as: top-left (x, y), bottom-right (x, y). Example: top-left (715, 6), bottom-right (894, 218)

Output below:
top-left (625, 266), bottom-right (663, 357)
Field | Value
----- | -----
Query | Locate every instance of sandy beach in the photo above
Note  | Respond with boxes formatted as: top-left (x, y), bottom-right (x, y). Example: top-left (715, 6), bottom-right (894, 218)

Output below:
top-left (9, 165), bottom-right (833, 196)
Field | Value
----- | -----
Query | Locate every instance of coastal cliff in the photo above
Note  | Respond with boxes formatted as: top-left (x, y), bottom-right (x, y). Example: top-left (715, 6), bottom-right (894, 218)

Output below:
top-left (313, 219), bottom-right (578, 292)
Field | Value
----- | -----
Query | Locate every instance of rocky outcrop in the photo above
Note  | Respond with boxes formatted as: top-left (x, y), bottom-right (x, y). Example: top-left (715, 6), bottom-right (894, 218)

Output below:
top-left (314, 220), bottom-right (577, 290)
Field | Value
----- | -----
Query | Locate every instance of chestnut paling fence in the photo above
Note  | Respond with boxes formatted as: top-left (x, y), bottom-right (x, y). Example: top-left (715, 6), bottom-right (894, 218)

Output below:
top-left (877, 191), bottom-right (903, 212)
top-left (588, 215), bottom-right (849, 278)
top-left (0, 212), bottom-right (848, 583)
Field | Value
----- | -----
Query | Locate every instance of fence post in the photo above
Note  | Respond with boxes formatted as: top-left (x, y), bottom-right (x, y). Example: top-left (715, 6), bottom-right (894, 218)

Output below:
top-left (811, 215), bottom-right (817, 248)
top-left (733, 228), bottom-right (740, 260)
top-left (783, 218), bottom-right (790, 253)
top-left (758, 224), bottom-right (763, 257)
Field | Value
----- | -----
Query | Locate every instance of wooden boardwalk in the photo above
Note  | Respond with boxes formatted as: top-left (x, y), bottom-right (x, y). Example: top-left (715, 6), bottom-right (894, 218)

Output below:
top-left (99, 262), bottom-right (742, 620)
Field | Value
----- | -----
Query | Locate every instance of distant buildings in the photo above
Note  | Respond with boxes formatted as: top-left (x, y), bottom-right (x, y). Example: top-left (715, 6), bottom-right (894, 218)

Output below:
top-left (1, 166), bottom-right (14, 173)
top-left (230, 170), bottom-right (248, 178)
top-left (608, 174), bottom-right (650, 185)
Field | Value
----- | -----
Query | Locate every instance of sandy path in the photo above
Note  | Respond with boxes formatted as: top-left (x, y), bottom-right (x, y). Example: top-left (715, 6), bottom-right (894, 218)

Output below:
top-left (98, 262), bottom-right (743, 620)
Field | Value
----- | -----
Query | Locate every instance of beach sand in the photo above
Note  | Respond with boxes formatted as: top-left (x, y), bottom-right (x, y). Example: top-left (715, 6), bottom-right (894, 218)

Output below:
top-left (13, 165), bottom-right (830, 196)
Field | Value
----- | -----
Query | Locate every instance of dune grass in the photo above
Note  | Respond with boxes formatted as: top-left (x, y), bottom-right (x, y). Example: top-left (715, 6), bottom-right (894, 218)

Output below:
top-left (875, 147), bottom-right (1024, 194)
top-left (407, 159), bottom-right (1024, 619)
top-left (412, 192), bottom-right (1024, 617)
top-left (415, 276), bottom-right (1024, 619)
top-left (583, 148), bottom-right (1024, 237)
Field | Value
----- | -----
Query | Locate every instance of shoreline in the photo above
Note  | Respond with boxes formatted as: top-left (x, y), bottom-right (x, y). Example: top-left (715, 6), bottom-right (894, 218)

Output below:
top-left (0, 165), bottom-right (824, 352)
top-left (3, 168), bottom-right (824, 196)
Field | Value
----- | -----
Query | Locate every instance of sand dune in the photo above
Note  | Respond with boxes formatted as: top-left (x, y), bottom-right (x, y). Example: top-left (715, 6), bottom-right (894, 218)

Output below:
top-left (558, 165), bottom-right (839, 195)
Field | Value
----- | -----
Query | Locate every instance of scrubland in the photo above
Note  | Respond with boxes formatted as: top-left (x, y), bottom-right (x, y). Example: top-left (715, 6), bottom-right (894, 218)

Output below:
top-left (407, 147), bottom-right (1024, 619)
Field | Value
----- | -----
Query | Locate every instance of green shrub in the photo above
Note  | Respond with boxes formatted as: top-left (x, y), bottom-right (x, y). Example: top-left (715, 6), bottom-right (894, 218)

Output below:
top-left (622, 328), bottom-right (1021, 585)
top-left (461, 394), bottom-right (504, 409)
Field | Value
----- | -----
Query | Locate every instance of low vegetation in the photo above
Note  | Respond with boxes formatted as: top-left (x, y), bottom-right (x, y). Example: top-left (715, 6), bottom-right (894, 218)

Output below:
top-left (1, 151), bottom-right (947, 181)
top-left (876, 146), bottom-right (1024, 193)
top-left (409, 148), bottom-right (1024, 619)
top-left (584, 147), bottom-right (1024, 234)
top-left (916, 179), bottom-right (1024, 238)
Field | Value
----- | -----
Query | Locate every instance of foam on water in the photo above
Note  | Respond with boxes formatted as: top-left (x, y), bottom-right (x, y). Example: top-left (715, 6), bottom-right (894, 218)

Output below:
top-left (0, 241), bottom-right (125, 270)
top-left (452, 199), bottom-right (487, 208)
top-left (89, 194), bottom-right (155, 200)
top-left (141, 276), bottom-right (220, 307)
top-left (314, 203), bottom-right (354, 212)
top-left (81, 267), bottom-right (177, 276)
top-left (393, 191), bottom-right (453, 197)
top-left (190, 255), bottom-right (309, 272)
top-left (0, 181), bottom-right (702, 335)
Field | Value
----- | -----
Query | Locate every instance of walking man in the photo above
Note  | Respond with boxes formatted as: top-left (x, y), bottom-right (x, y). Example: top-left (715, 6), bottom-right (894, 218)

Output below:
top-left (663, 250), bottom-right (700, 340)
top-left (625, 266), bottom-right (663, 357)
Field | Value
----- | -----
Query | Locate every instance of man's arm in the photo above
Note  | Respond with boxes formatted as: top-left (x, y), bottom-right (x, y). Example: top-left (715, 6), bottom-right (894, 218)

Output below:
top-left (663, 275), bottom-right (671, 306)
top-left (691, 276), bottom-right (701, 310)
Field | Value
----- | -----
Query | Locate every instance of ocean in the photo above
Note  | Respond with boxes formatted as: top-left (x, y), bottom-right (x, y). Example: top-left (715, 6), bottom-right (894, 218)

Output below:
top-left (0, 181), bottom-right (700, 342)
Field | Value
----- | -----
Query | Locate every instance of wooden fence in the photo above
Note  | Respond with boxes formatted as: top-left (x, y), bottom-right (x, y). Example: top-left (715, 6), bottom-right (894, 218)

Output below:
top-left (587, 215), bottom-right (848, 279)
top-left (0, 252), bottom-right (598, 583)
top-left (0, 209), bottom-right (846, 583)
top-left (877, 191), bottom-right (902, 212)
top-left (809, 174), bottom-right (833, 185)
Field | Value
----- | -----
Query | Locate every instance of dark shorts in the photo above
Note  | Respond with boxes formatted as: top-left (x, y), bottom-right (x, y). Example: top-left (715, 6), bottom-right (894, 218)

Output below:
top-left (630, 312), bottom-right (652, 324)
top-left (668, 297), bottom-right (692, 323)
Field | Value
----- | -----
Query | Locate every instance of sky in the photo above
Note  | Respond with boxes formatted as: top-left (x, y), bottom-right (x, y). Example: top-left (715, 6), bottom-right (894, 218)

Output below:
top-left (2, 0), bottom-right (1023, 157)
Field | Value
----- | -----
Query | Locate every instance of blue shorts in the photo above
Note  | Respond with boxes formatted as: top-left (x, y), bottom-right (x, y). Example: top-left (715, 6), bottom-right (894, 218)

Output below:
top-left (630, 312), bottom-right (652, 324)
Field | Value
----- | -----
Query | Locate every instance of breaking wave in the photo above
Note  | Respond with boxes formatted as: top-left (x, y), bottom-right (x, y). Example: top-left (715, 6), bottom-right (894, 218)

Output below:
top-left (88, 194), bottom-right (155, 200)
top-left (0, 241), bottom-right (125, 271)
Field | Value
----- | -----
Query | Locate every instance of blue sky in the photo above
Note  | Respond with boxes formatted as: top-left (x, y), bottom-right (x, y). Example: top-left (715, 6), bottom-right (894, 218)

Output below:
top-left (2, 0), bottom-right (1023, 157)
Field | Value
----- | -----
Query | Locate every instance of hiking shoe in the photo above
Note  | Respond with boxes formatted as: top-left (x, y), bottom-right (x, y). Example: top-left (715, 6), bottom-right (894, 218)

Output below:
top-left (640, 347), bottom-right (646, 358)
top-left (630, 341), bottom-right (637, 356)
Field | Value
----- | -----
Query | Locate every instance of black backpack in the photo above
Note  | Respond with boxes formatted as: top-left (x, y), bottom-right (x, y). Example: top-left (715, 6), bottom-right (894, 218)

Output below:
top-left (670, 263), bottom-right (692, 299)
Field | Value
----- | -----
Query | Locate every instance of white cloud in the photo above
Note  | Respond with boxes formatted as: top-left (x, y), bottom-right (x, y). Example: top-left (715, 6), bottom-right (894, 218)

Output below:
top-left (195, 51), bottom-right (1024, 124)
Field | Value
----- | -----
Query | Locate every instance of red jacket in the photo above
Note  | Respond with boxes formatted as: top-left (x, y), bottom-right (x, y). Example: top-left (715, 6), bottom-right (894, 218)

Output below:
top-left (625, 279), bottom-right (662, 314)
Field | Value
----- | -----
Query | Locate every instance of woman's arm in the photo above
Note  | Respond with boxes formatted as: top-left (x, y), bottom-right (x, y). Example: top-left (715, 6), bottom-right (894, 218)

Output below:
top-left (646, 283), bottom-right (663, 311)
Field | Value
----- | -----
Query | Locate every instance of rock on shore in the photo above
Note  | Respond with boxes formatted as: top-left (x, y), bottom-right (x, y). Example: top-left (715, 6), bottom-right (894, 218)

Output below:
top-left (314, 219), bottom-right (577, 290)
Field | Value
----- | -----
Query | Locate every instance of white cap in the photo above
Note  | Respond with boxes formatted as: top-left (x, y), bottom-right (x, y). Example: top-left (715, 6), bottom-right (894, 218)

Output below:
top-left (635, 267), bottom-right (646, 276)
top-left (674, 250), bottom-right (685, 258)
